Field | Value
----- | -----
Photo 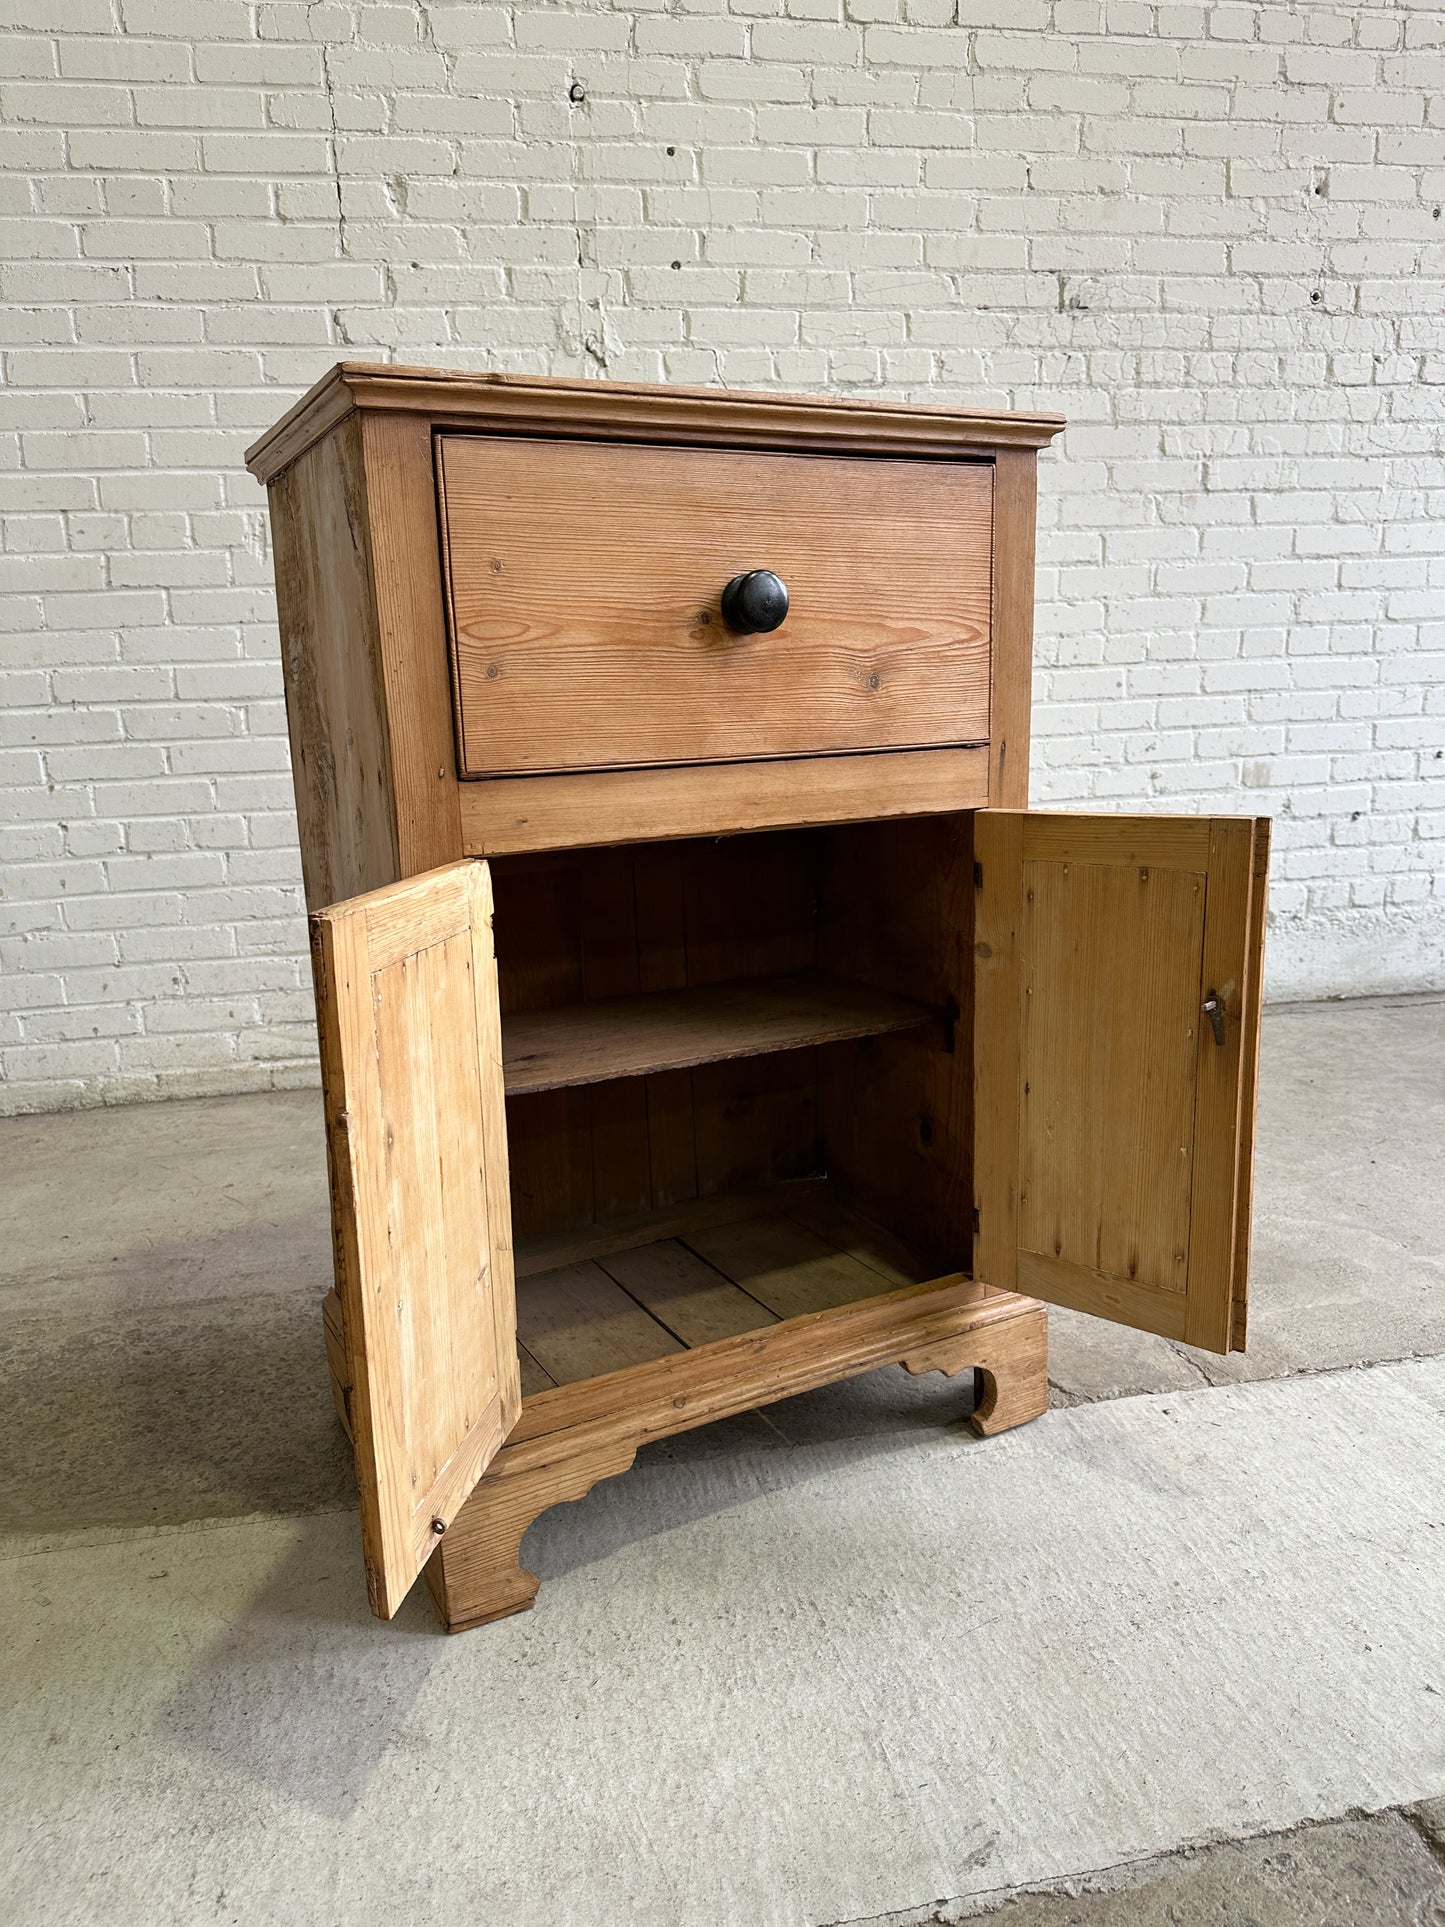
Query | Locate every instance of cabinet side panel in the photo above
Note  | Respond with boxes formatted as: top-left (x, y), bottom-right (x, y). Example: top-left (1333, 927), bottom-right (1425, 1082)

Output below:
top-left (817, 815), bottom-right (975, 1275)
top-left (989, 448), bottom-right (1037, 809)
top-left (268, 417), bottom-right (399, 910)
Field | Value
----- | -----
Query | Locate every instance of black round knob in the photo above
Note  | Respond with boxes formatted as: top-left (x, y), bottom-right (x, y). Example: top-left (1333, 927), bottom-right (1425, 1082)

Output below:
top-left (720, 569), bottom-right (789, 635)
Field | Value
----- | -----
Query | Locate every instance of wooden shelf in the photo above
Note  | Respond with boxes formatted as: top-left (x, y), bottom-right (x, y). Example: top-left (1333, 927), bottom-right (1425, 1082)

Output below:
top-left (501, 968), bottom-right (942, 1098)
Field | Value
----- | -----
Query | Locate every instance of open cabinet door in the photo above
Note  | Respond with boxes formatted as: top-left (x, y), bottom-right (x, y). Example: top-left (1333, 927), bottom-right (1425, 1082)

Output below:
top-left (974, 811), bottom-right (1269, 1354)
top-left (310, 861), bottom-right (520, 1617)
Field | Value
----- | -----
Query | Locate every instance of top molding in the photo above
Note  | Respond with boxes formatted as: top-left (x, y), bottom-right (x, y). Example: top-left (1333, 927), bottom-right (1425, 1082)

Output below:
top-left (244, 361), bottom-right (1067, 485)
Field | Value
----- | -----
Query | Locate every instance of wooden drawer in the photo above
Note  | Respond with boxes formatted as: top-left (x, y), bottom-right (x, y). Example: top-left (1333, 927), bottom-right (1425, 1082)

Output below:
top-left (437, 435), bottom-right (994, 779)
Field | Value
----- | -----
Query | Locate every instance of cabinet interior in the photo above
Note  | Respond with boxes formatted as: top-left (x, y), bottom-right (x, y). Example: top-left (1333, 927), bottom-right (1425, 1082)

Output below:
top-left (493, 812), bottom-right (978, 1395)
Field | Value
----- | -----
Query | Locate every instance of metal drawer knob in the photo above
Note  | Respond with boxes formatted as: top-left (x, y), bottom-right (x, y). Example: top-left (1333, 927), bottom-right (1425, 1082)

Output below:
top-left (720, 569), bottom-right (789, 635)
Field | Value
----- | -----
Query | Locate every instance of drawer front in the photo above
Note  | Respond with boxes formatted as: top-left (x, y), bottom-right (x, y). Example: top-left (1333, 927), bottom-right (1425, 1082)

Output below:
top-left (438, 435), bottom-right (994, 778)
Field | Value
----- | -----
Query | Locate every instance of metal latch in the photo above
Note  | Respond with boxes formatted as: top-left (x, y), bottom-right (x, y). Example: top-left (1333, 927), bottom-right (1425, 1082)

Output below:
top-left (1200, 991), bottom-right (1225, 1046)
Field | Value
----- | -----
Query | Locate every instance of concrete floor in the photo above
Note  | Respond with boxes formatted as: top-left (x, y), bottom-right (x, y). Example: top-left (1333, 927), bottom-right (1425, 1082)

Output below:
top-left (2, 996), bottom-right (1443, 1924)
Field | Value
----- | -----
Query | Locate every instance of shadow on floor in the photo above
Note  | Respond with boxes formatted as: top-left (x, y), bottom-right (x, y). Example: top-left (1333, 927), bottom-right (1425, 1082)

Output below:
top-left (0, 1287), bottom-right (355, 1531)
top-left (146, 1370), bottom-right (986, 1821)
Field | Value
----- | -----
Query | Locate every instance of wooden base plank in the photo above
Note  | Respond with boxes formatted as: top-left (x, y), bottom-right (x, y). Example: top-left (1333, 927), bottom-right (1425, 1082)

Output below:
top-left (683, 1213), bottom-right (898, 1321)
top-left (778, 1189), bottom-right (931, 1290)
top-left (517, 1343), bottom-right (556, 1397)
top-left (512, 1176), bottom-right (827, 1279)
top-left (598, 1239), bottom-right (779, 1348)
top-left (426, 1288), bottom-right (1048, 1632)
top-left (516, 1261), bottom-right (685, 1384)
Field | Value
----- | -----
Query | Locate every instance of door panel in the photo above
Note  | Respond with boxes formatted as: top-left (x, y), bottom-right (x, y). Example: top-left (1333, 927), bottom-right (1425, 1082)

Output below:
top-left (974, 811), bottom-right (1269, 1354)
top-left (310, 861), bottom-right (520, 1617)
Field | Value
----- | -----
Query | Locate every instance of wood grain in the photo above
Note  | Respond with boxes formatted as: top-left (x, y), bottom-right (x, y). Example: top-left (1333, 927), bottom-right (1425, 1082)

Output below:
top-left (684, 1214), bottom-right (895, 1322)
top-left (784, 1187), bottom-right (931, 1290)
top-left (1019, 857), bottom-right (1204, 1293)
top-left (310, 860), bottom-right (520, 1618)
top-left (458, 745), bottom-right (991, 856)
top-left (509, 1181), bottom-right (938, 1389)
top-left (988, 446), bottom-right (1037, 809)
top-left (517, 1345), bottom-right (556, 1397)
top-left (972, 810), bottom-right (1025, 1295)
top-left (256, 366), bottom-right (1078, 1639)
top-left (425, 1436), bottom-right (640, 1632)
top-left (427, 1286), bottom-right (1047, 1628)
top-left (246, 361), bottom-right (1067, 485)
top-left (321, 1286), bottom-right (353, 1439)
top-left (501, 968), bottom-right (939, 1096)
top-left (267, 417), bottom-right (399, 912)
top-left (513, 1177), bottom-right (828, 1278)
top-left (1017, 1249), bottom-right (1188, 1340)
top-left (817, 814), bottom-right (975, 1277)
top-left (1229, 818), bottom-right (1271, 1352)
top-left (973, 810), bottom-right (1269, 1356)
top-left (358, 411), bottom-right (463, 879)
top-left (492, 830), bottom-right (824, 1248)
top-left (440, 436), bottom-right (994, 777)
top-left (1021, 814), bottom-right (1211, 871)
top-left (506, 1180), bottom-right (945, 1390)
top-left (1182, 816), bottom-right (1261, 1351)
top-left (599, 1239), bottom-right (779, 1348)
top-left (516, 1260), bottom-right (685, 1383)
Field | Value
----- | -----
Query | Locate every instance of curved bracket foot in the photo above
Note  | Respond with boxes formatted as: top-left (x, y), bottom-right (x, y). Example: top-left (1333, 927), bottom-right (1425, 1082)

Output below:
top-left (901, 1298), bottom-right (1048, 1438)
top-left (425, 1438), bottom-right (638, 1633)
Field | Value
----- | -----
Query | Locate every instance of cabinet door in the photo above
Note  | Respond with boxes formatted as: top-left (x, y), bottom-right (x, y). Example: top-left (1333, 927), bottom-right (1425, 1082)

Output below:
top-left (973, 811), bottom-right (1269, 1354)
top-left (310, 861), bottom-right (520, 1616)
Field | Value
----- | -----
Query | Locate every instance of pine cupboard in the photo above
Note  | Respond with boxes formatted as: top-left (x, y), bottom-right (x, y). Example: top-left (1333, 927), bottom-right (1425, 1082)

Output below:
top-left (246, 366), bottom-right (1270, 1632)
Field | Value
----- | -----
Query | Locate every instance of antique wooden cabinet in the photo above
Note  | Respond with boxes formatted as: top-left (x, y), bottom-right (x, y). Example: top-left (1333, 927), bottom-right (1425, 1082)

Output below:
top-left (246, 366), bottom-right (1269, 1632)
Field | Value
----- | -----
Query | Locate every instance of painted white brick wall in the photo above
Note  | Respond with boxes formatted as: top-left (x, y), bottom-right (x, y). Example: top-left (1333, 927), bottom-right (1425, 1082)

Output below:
top-left (2, 0), bottom-right (1442, 1114)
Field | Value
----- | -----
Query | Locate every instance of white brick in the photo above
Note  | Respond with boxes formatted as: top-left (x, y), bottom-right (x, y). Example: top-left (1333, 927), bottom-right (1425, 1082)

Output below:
top-left (0, 1), bottom-right (1442, 1112)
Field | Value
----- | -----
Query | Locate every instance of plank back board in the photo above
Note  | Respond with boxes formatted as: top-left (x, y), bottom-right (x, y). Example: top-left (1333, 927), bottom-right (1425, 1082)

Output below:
top-left (973, 810), bottom-right (1269, 1354)
top-left (310, 860), bottom-right (520, 1616)
top-left (438, 435), bottom-right (994, 777)
top-left (493, 831), bottom-right (825, 1247)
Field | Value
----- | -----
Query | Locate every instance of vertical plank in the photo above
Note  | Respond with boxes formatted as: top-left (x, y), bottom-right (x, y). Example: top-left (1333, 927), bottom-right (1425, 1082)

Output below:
top-left (634, 845), bottom-right (699, 1208)
top-left (581, 850), bottom-right (652, 1220)
top-left (988, 448), bottom-right (1038, 810)
top-left (685, 831), bottom-right (821, 1196)
top-left (490, 831), bottom-right (831, 1248)
top-left (1229, 818), bottom-right (1271, 1351)
top-left (268, 417), bottom-right (399, 911)
top-left (491, 850), bottom-right (596, 1243)
top-left (690, 1051), bottom-right (821, 1197)
top-left (359, 410), bottom-right (464, 878)
top-left (504, 1087), bottom-right (596, 1244)
top-left (469, 862), bottom-right (522, 1420)
top-left (491, 852), bottom-right (585, 1015)
top-left (682, 832), bottom-right (818, 985)
top-left (972, 810), bottom-right (1025, 1294)
top-left (817, 815), bottom-right (974, 1274)
top-left (1183, 817), bottom-right (1257, 1351)
top-left (1018, 860), bottom-right (1203, 1290)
